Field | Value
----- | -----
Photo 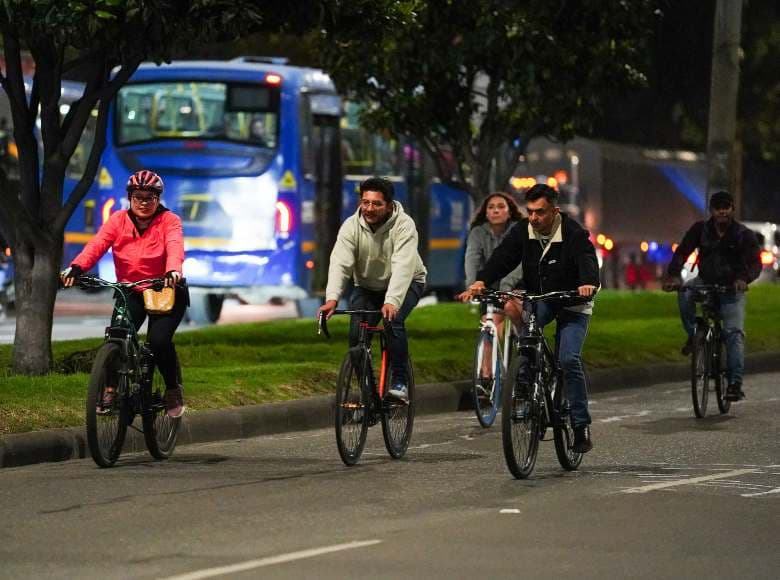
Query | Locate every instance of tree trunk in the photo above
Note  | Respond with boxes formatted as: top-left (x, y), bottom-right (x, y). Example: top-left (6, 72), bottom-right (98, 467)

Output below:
top-left (11, 236), bottom-right (61, 374)
top-left (470, 160), bottom-right (492, 206)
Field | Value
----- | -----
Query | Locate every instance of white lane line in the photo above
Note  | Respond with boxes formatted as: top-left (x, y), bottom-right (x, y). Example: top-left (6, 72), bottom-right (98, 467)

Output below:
top-left (599, 410), bottom-right (651, 423)
top-left (741, 487), bottom-right (780, 498)
top-left (161, 540), bottom-right (382, 580)
top-left (622, 468), bottom-right (759, 494)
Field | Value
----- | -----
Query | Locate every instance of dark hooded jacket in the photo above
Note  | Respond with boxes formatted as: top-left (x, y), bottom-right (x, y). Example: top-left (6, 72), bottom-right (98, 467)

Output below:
top-left (667, 218), bottom-right (761, 284)
top-left (477, 213), bottom-right (599, 295)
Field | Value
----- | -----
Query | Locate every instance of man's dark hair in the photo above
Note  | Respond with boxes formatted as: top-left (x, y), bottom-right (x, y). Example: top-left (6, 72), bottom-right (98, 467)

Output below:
top-left (359, 176), bottom-right (395, 204)
top-left (709, 190), bottom-right (734, 209)
top-left (524, 183), bottom-right (558, 205)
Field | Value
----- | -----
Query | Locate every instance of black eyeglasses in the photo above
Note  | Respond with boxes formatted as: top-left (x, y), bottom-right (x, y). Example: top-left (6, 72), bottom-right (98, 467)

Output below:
top-left (130, 194), bottom-right (159, 205)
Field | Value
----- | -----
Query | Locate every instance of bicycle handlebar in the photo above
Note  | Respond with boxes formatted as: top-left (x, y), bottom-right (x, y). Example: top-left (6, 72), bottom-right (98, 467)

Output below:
top-left (679, 284), bottom-right (731, 293)
top-left (488, 288), bottom-right (596, 304)
top-left (317, 309), bottom-right (394, 339)
top-left (73, 275), bottom-right (167, 292)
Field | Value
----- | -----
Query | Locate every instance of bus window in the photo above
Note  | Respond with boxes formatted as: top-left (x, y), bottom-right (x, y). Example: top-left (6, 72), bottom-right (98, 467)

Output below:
top-left (65, 107), bottom-right (97, 179)
top-left (115, 81), bottom-right (280, 147)
top-left (340, 100), bottom-right (400, 175)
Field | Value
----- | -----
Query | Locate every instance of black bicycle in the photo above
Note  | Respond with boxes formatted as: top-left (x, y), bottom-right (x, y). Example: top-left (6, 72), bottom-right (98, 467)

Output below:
top-left (318, 310), bottom-right (415, 466)
top-left (684, 285), bottom-right (731, 418)
top-left (500, 290), bottom-right (590, 479)
top-left (70, 275), bottom-right (183, 467)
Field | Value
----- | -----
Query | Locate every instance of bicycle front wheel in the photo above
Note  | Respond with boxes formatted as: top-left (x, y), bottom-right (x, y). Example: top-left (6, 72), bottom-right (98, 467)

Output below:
top-left (335, 349), bottom-right (371, 466)
top-left (472, 330), bottom-right (501, 428)
top-left (142, 354), bottom-right (182, 460)
top-left (501, 355), bottom-right (540, 479)
top-left (714, 337), bottom-right (731, 414)
top-left (691, 330), bottom-right (709, 418)
top-left (86, 343), bottom-right (130, 468)
top-left (552, 373), bottom-right (583, 471)
top-left (382, 357), bottom-right (415, 459)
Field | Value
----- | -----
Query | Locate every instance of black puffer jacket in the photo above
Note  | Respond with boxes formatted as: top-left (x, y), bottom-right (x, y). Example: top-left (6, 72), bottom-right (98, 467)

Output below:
top-left (477, 214), bottom-right (599, 294)
top-left (667, 219), bottom-right (761, 284)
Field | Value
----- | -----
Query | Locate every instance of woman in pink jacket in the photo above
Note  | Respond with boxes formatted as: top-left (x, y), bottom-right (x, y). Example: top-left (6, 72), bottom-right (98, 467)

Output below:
top-left (61, 170), bottom-right (187, 417)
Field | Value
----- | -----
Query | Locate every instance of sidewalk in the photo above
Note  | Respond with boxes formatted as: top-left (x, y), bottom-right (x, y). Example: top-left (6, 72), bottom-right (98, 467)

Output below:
top-left (2, 351), bottom-right (779, 469)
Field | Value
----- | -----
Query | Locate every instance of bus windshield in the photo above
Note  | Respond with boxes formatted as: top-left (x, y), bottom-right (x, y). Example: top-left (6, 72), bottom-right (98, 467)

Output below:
top-left (115, 81), bottom-right (279, 148)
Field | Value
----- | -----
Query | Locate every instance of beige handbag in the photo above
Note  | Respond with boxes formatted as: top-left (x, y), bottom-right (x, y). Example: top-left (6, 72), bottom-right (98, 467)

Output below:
top-left (143, 287), bottom-right (175, 314)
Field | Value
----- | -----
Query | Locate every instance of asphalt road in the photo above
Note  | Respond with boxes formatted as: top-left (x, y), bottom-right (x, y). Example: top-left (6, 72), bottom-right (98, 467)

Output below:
top-left (1, 373), bottom-right (778, 579)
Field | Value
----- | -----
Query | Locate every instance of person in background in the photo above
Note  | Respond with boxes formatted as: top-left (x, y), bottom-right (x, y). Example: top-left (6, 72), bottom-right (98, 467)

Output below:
top-left (662, 190), bottom-right (761, 401)
top-left (464, 192), bottom-right (524, 377)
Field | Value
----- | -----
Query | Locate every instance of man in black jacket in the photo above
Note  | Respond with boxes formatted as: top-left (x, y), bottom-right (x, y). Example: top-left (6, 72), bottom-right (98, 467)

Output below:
top-left (663, 191), bottom-right (761, 401)
top-left (460, 184), bottom-right (599, 453)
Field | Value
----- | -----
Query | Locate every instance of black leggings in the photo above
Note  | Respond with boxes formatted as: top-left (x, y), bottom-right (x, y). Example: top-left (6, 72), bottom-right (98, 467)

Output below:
top-left (112, 286), bottom-right (188, 390)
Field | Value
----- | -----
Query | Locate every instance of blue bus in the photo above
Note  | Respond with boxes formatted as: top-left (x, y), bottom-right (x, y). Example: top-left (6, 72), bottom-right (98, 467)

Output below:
top-left (58, 58), bottom-right (471, 322)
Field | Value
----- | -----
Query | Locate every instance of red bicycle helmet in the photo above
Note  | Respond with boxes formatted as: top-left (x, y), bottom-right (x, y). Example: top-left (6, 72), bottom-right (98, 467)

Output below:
top-left (126, 170), bottom-right (164, 195)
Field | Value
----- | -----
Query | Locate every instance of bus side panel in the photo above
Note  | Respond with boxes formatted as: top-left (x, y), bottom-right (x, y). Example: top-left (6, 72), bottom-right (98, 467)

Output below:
top-left (426, 183), bottom-right (470, 293)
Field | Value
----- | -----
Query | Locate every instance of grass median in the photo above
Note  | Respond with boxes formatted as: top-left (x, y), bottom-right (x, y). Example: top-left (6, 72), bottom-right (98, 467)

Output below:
top-left (1, 285), bottom-right (778, 435)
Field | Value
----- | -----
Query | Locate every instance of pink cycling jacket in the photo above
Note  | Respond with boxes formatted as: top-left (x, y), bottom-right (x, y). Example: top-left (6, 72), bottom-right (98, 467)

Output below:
top-left (72, 208), bottom-right (184, 287)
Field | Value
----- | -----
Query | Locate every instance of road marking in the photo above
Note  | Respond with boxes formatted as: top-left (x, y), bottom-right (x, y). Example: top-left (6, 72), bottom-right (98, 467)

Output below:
top-left (599, 410), bottom-right (651, 423)
top-left (161, 540), bottom-right (382, 580)
top-left (741, 487), bottom-right (780, 498)
top-left (622, 468), bottom-right (759, 494)
top-left (500, 508), bottom-right (521, 514)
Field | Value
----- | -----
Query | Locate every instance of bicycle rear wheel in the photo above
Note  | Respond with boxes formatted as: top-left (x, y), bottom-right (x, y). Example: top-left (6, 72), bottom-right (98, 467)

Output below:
top-left (382, 357), bottom-right (415, 458)
top-left (552, 373), bottom-right (583, 470)
top-left (501, 355), bottom-right (540, 479)
top-left (86, 343), bottom-right (130, 468)
top-left (714, 337), bottom-right (731, 414)
top-left (472, 330), bottom-right (502, 428)
top-left (143, 353), bottom-right (182, 460)
top-left (335, 349), bottom-right (371, 466)
top-left (691, 330), bottom-right (709, 418)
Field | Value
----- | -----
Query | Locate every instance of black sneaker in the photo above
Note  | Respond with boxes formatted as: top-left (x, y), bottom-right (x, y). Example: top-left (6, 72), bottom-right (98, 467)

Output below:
top-left (725, 382), bottom-right (745, 402)
top-left (680, 336), bottom-right (693, 356)
top-left (572, 425), bottom-right (593, 454)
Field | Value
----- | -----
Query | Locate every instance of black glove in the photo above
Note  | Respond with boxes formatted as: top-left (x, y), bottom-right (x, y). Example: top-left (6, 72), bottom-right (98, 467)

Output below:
top-left (59, 264), bottom-right (83, 287)
top-left (164, 270), bottom-right (182, 288)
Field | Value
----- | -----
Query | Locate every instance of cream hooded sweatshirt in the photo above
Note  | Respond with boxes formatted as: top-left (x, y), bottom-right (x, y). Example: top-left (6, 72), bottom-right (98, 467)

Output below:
top-left (325, 201), bottom-right (427, 308)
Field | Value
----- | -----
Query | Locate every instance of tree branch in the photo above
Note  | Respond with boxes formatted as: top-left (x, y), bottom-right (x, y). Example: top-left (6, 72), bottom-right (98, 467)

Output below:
top-left (55, 96), bottom-right (111, 234)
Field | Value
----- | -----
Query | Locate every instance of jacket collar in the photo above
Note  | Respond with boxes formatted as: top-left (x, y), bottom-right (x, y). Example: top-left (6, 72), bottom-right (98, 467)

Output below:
top-left (527, 213), bottom-right (562, 259)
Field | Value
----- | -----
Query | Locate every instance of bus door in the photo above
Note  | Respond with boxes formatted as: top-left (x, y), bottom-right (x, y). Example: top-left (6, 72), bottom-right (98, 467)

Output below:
top-left (301, 93), bottom-right (342, 294)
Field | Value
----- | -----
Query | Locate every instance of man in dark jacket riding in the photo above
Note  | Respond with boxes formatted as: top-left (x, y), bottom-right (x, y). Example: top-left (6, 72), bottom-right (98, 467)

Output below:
top-left (663, 191), bottom-right (761, 402)
top-left (460, 183), bottom-right (599, 453)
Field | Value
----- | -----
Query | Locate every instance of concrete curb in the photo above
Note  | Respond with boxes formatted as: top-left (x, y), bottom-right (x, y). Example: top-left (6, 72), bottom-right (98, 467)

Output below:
top-left (2, 351), bottom-right (779, 469)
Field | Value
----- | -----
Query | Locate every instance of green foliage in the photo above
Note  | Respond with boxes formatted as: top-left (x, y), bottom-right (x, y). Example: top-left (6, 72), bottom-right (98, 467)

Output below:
top-left (320, 0), bottom-right (660, 197)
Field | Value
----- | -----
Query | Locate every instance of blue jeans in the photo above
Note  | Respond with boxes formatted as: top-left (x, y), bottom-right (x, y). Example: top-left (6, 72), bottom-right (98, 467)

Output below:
top-left (530, 302), bottom-right (592, 428)
top-left (678, 279), bottom-right (746, 385)
top-left (348, 282), bottom-right (424, 384)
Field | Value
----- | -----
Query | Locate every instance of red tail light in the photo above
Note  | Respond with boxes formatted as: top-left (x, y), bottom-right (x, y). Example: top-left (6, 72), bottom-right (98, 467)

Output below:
top-left (760, 250), bottom-right (774, 266)
top-left (275, 200), bottom-right (292, 235)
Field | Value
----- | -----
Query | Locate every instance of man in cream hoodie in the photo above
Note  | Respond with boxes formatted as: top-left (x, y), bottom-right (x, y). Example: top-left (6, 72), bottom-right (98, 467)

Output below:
top-left (318, 177), bottom-right (426, 402)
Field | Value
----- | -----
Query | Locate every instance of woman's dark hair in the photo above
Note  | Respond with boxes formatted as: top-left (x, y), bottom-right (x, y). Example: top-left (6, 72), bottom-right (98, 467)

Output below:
top-left (524, 183), bottom-right (558, 205)
top-left (359, 176), bottom-right (395, 204)
top-left (469, 192), bottom-right (524, 229)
